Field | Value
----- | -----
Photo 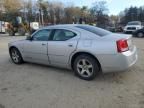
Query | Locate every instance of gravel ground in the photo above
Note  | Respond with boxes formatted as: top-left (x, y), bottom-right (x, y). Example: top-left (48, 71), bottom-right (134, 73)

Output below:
top-left (0, 34), bottom-right (144, 108)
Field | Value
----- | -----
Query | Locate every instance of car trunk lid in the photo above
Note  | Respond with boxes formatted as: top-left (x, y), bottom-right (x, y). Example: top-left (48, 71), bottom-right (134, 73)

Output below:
top-left (104, 33), bottom-right (134, 51)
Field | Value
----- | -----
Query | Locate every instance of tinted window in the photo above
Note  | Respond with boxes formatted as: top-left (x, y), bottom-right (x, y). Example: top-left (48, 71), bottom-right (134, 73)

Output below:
top-left (32, 29), bottom-right (51, 41)
top-left (52, 29), bottom-right (76, 41)
top-left (76, 25), bottom-right (111, 36)
top-left (127, 21), bottom-right (141, 25)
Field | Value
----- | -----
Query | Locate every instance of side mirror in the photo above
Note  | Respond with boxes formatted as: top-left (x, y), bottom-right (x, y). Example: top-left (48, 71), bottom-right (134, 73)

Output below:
top-left (26, 35), bottom-right (32, 40)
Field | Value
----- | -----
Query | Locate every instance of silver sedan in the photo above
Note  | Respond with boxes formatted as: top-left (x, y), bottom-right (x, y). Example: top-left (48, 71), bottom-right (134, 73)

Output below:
top-left (8, 24), bottom-right (138, 80)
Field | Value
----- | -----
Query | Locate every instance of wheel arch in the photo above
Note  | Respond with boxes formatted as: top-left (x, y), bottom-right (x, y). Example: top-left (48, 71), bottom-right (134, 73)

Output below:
top-left (9, 46), bottom-right (18, 53)
top-left (137, 30), bottom-right (144, 34)
top-left (70, 51), bottom-right (102, 71)
top-left (9, 46), bottom-right (22, 57)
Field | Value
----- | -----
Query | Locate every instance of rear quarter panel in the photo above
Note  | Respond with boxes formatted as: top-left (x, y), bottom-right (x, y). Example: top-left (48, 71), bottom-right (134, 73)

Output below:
top-left (73, 32), bottom-right (127, 72)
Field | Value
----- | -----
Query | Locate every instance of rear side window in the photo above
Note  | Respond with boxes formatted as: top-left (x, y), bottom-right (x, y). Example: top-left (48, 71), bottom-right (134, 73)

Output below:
top-left (52, 29), bottom-right (76, 41)
top-left (76, 25), bottom-right (111, 36)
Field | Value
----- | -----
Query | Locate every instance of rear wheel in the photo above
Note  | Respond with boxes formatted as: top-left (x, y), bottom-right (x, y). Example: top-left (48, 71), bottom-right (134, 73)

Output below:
top-left (73, 54), bottom-right (100, 80)
top-left (10, 48), bottom-right (23, 64)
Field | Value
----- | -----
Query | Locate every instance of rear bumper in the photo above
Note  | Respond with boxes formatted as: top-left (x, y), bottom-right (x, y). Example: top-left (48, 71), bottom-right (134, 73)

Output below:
top-left (100, 46), bottom-right (138, 73)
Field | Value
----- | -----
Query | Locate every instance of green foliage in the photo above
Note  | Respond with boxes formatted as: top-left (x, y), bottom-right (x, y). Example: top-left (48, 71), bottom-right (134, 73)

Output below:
top-left (120, 6), bottom-right (144, 25)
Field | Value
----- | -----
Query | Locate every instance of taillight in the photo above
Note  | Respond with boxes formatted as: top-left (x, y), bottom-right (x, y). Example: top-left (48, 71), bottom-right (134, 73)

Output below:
top-left (117, 39), bottom-right (129, 53)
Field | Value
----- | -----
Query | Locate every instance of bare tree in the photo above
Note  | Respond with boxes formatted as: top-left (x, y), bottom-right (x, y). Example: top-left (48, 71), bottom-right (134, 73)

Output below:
top-left (1, 0), bottom-right (23, 22)
top-left (37, 0), bottom-right (50, 25)
top-left (48, 3), bottom-right (55, 24)
top-left (53, 2), bottom-right (64, 24)
top-left (22, 0), bottom-right (33, 22)
top-left (3, 0), bottom-right (22, 12)
top-left (81, 6), bottom-right (89, 18)
top-left (1, 0), bottom-right (110, 26)
top-left (110, 15), bottom-right (119, 27)
top-left (64, 6), bottom-right (81, 24)
top-left (90, 1), bottom-right (109, 28)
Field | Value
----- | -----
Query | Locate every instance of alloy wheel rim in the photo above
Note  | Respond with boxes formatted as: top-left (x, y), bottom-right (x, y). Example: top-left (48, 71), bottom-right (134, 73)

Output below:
top-left (77, 59), bottom-right (93, 77)
top-left (11, 50), bottom-right (19, 63)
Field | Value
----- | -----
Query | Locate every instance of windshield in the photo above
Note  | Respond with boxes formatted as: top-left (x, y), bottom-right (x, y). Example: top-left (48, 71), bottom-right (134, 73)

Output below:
top-left (127, 22), bottom-right (141, 25)
top-left (76, 25), bottom-right (111, 36)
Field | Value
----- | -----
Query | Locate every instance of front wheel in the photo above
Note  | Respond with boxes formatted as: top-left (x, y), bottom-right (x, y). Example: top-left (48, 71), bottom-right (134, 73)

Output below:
top-left (137, 32), bottom-right (144, 38)
top-left (10, 48), bottom-right (23, 64)
top-left (18, 28), bottom-right (26, 36)
top-left (8, 29), bottom-right (15, 36)
top-left (74, 54), bottom-right (100, 80)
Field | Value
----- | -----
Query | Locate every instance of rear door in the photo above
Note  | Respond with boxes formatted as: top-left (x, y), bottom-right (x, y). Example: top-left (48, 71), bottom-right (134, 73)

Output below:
top-left (48, 29), bottom-right (80, 67)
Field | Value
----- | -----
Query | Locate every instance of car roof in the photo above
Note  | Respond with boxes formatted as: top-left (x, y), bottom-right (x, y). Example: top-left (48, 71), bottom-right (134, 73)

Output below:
top-left (42, 24), bottom-right (88, 29)
top-left (128, 21), bottom-right (141, 23)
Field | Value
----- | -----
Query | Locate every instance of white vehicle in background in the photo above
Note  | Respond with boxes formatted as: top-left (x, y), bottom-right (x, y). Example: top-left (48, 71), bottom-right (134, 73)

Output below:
top-left (30, 22), bottom-right (39, 34)
top-left (124, 21), bottom-right (143, 33)
top-left (0, 21), bottom-right (6, 33)
top-left (4, 22), bottom-right (9, 30)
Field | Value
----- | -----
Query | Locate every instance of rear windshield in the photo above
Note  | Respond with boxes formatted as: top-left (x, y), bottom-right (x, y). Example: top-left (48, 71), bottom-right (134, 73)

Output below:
top-left (76, 25), bottom-right (111, 36)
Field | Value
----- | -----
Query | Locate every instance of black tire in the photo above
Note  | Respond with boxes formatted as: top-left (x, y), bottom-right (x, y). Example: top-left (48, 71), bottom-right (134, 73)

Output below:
top-left (10, 48), bottom-right (24, 64)
top-left (73, 54), bottom-right (100, 81)
top-left (8, 30), bottom-right (15, 36)
top-left (136, 32), bottom-right (144, 38)
top-left (18, 28), bottom-right (25, 36)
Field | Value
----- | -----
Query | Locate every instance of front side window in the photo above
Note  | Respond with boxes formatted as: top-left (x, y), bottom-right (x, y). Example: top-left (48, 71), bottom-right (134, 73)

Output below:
top-left (32, 29), bottom-right (51, 41)
top-left (52, 29), bottom-right (76, 41)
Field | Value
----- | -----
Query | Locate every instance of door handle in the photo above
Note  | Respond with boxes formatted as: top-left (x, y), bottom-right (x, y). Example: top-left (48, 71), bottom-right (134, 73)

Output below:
top-left (68, 44), bottom-right (73, 47)
top-left (42, 43), bottom-right (46, 46)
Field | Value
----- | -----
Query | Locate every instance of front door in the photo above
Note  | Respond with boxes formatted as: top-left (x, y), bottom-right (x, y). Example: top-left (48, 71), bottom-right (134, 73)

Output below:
top-left (23, 29), bottom-right (51, 64)
top-left (48, 29), bottom-right (80, 66)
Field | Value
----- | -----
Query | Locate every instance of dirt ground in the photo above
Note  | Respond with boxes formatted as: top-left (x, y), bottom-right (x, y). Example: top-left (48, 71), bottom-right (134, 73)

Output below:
top-left (0, 34), bottom-right (144, 108)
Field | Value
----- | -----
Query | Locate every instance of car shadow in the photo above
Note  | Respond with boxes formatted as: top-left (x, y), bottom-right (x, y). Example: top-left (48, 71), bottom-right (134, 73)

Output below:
top-left (28, 62), bottom-right (130, 83)
top-left (8, 58), bottom-right (134, 84)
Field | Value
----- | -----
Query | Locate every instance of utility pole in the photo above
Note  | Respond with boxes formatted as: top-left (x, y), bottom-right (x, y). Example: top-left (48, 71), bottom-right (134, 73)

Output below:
top-left (39, 8), bottom-right (42, 26)
top-left (38, 0), bottom-right (42, 26)
top-left (38, 0), bottom-right (44, 26)
top-left (41, 10), bottom-right (44, 26)
top-left (24, 0), bottom-right (27, 22)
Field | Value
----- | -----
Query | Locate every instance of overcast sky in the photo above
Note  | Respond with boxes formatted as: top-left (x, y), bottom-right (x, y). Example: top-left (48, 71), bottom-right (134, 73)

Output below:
top-left (48, 0), bottom-right (144, 15)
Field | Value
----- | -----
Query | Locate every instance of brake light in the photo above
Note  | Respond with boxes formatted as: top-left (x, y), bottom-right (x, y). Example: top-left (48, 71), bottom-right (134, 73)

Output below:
top-left (117, 39), bottom-right (129, 53)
